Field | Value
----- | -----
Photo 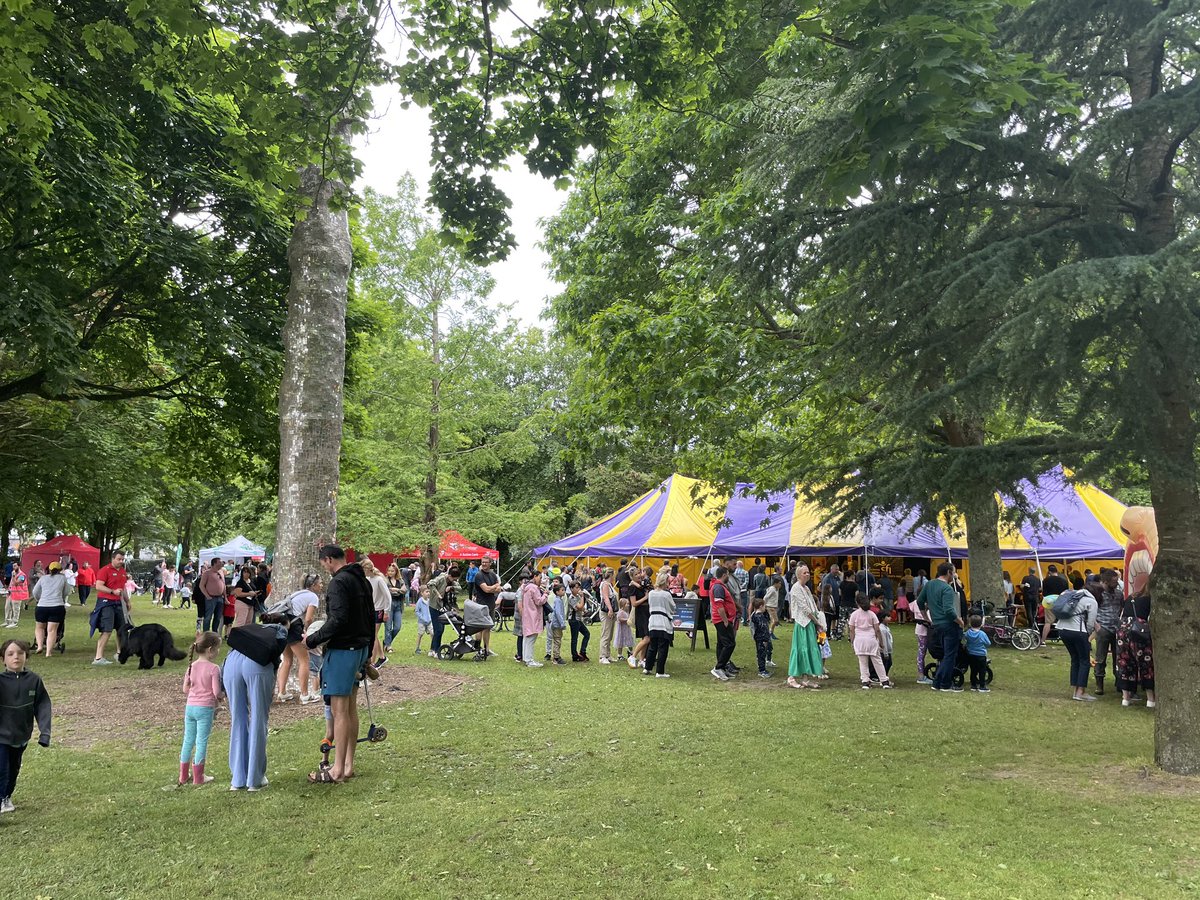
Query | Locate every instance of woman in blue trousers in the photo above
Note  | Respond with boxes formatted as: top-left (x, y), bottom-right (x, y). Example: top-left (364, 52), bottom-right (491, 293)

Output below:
top-left (224, 647), bottom-right (274, 791)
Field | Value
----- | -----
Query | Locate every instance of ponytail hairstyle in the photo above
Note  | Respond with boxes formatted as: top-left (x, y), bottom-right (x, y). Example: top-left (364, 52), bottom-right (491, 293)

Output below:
top-left (188, 631), bottom-right (222, 669)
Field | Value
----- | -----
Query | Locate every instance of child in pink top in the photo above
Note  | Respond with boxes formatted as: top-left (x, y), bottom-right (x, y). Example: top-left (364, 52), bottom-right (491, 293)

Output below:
top-left (848, 596), bottom-right (892, 690)
top-left (179, 632), bottom-right (224, 786)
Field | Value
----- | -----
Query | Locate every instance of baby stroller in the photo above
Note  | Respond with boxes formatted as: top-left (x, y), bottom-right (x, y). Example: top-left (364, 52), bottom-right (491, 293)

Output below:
top-left (436, 607), bottom-right (485, 661)
top-left (923, 631), bottom-right (993, 687)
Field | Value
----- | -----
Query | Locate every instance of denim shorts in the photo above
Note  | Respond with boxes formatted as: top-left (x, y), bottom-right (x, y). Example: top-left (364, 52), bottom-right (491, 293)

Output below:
top-left (321, 646), bottom-right (369, 697)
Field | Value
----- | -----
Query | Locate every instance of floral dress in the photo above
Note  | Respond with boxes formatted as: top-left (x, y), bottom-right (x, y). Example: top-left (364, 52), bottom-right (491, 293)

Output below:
top-left (1115, 593), bottom-right (1153, 692)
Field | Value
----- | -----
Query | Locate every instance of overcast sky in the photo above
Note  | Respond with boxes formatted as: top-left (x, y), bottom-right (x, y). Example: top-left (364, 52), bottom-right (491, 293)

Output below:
top-left (354, 79), bottom-right (566, 327)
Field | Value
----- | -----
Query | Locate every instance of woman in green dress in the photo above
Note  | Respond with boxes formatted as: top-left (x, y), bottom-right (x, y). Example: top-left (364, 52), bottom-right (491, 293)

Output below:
top-left (787, 565), bottom-right (823, 690)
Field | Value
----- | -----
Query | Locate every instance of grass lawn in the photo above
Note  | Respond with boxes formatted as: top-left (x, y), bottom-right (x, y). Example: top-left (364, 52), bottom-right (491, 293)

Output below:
top-left (2, 599), bottom-right (1198, 899)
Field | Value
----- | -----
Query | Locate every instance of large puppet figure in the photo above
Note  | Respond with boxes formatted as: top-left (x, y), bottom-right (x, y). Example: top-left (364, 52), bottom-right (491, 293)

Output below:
top-left (1119, 506), bottom-right (1158, 598)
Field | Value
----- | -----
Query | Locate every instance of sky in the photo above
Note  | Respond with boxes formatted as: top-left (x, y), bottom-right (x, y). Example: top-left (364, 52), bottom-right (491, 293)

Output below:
top-left (354, 81), bottom-right (567, 327)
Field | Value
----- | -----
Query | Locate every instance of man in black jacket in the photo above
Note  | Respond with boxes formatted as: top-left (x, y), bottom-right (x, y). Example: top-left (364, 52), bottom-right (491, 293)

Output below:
top-left (306, 545), bottom-right (374, 783)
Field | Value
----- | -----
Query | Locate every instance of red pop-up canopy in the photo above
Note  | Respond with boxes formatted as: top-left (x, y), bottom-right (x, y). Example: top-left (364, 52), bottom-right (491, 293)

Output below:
top-left (396, 530), bottom-right (499, 562)
top-left (21, 534), bottom-right (102, 573)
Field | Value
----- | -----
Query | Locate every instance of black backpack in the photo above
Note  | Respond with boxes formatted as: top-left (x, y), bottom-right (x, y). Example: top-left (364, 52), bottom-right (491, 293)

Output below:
top-left (226, 623), bottom-right (287, 667)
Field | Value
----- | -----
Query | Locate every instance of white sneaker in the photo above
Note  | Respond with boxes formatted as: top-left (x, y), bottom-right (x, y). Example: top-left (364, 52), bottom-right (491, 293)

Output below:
top-left (299, 693), bottom-right (319, 705)
top-left (627, 656), bottom-right (637, 669)
top-left (1147, 700), bottom-right (1157, 709)
top-left (656, 673), bottom-right (671, 678)
top-left (765, 660), bottom-right (777, 668)
top-left (428, 650), bottom-right (437, 657)
top-left (526, 661), bottom-right (544, 668)
top-left (710, 667), bottom-right (729, 681)
top-left (0, 797), bottom-right (14, 813)
top-left (599, 657), bottom-right (611, 665)
top-left (1121, 698), bottom-right (1131, 707)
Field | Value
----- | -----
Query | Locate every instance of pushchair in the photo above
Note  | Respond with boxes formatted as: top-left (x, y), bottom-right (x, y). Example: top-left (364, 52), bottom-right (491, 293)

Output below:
top-left (923, 631), bottom-right (993, 687)
top-left (436, 607), bottom-right (486, 661)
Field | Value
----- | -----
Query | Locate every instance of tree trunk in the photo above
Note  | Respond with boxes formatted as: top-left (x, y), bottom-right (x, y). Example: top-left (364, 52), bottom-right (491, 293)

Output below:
top-left (178, 510), bottom-right (194, 563)
top-left (1146, 419), bottom-right (1200, 775)
top-left (1125, 19), bottom-right (1200, 775)
top-left (422, 299), bottom-right (441, 578)
top-left (960, 489), bottom-right (1004, 610)
top-left (940, 414), bottom-right (1004, 608)
top-left (274, 125), bottom-right (353, 597)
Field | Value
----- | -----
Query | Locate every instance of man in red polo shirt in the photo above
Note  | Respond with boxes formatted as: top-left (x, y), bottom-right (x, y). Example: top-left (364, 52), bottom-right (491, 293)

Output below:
top-left (91, 550), bottom-right (128, 665)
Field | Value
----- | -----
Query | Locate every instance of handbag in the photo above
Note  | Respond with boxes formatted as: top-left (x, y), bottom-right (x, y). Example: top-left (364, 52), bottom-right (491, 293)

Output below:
top-left (1127, 617), bottom-right (1151, 644)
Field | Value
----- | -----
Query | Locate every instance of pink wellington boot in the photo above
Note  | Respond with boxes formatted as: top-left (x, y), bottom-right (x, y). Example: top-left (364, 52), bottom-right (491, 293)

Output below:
top-left (193, 762), bottom-right (214, 785)
top-left (179, 762), bottom-right (191, 785)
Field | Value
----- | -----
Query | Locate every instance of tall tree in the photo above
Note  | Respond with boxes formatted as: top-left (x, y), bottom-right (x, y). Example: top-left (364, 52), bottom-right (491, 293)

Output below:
top-left (339, 180), bottom-right (564, 565)
top-left (545, 1), bottom-right (1199, 770)
top-left (271, 1), bottom-right (387, 596)
top-left (1, 1), bottom-right (293, 406)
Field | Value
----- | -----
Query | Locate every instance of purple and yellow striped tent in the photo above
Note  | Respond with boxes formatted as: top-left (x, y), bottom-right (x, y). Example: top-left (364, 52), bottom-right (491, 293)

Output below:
top-left (535, 466), bottom-right (1128, 561)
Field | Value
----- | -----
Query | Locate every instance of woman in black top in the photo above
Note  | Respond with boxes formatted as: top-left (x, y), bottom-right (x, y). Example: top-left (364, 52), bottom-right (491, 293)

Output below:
top-left (383, 563), bottom-right (407, 655)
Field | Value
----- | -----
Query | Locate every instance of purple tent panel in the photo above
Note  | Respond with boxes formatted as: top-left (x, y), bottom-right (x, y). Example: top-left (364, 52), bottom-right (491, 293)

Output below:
top-left (1007, 465), bottom-right (1124, 559)
top-left (533, 482), bottom-right (661, 556)
top-left (712, 485), bottom-right (796, 556)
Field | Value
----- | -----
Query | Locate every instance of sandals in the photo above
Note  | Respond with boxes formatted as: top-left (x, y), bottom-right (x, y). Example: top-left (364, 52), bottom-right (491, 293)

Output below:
top-left (307, 769), bottom-right (344, 784)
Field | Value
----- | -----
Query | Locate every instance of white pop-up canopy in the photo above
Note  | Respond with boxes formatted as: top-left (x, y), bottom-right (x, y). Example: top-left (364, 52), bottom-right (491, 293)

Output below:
top-left (198, 534), bottom-right (266, 567)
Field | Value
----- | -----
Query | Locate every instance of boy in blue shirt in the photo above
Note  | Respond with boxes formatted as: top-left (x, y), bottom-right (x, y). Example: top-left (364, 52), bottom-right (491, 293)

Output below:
top-left (414, 587), bottom-right (433, 655)
top-left (965, 614), bottom-right (992, 693)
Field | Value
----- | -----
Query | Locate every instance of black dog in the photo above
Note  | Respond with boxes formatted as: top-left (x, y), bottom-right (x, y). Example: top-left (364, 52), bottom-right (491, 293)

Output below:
top-left (118, 623), bottom-right (187, 669)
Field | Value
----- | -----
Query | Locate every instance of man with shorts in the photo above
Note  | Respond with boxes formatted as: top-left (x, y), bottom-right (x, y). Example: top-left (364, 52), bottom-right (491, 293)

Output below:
top-left (306, 545), bottom-right (374, 783)
top-left (471, 557), bottom-right (501, 658)
top-left (91, 550), bottom-right (128, 665)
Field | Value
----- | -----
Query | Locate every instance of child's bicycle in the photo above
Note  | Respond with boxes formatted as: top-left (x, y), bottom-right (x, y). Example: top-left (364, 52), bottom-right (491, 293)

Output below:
top-left (975, 602), bottom-right (1041, 651)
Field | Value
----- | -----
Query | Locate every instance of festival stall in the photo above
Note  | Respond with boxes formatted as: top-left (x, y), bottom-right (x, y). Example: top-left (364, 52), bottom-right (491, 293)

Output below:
top-left (350, 529), bottom-right (501, 573)
top-left (198, 535), bottom-right (266, 567)
top-left (20, 534), bottom-right (101, 573)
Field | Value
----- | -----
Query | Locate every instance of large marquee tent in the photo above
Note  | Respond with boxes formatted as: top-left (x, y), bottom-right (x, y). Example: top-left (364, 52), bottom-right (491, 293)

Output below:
top-left (535, 466), bottom-right (1129, 563)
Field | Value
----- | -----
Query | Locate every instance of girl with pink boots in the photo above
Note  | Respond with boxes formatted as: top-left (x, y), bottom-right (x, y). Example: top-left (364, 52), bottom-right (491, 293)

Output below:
top-left (178, 632), bottom-right (224, 786)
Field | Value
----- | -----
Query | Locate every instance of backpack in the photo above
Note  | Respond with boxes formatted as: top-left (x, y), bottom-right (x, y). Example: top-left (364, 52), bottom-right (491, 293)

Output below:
top-left (1051, 590), bottom-right (1086, 620)
top-left (226, 623), bottom-right (287, 667)
top-left (265, 595), bottom-right (295, 618)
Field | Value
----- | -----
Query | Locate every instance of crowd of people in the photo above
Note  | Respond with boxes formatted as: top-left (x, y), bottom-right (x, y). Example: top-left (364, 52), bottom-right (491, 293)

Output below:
top-left (0, 543), bottom-right (1156, 812)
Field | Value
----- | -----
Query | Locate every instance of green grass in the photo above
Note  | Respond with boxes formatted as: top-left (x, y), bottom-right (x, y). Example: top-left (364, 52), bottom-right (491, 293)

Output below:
top-left (3, 601), bottom-right (1198, 899)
